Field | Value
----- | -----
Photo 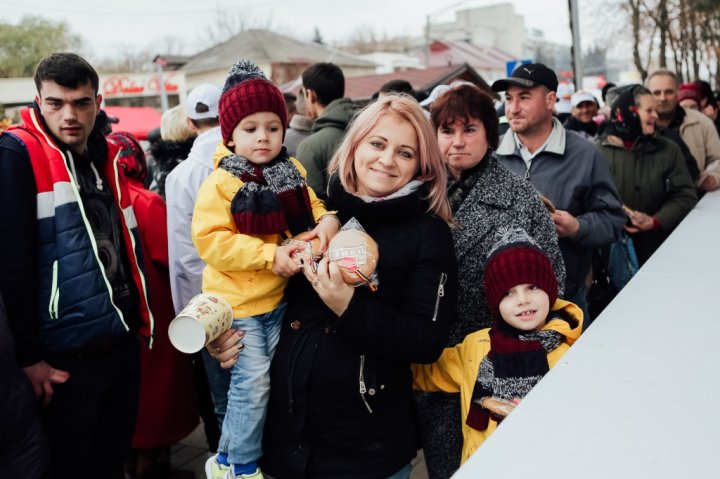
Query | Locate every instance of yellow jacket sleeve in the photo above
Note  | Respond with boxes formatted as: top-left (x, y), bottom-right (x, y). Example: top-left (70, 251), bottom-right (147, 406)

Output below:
top-left (192, 169), bottom-right (278, 272)
top-left (411, 343), bottom-right (465, 393)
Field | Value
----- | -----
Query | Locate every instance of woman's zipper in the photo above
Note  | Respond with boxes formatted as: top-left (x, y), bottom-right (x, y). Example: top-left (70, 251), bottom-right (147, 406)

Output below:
top-left (359, 355), bottom-right (373, 414)
top-left (431, 272), bottom-right (448, 322)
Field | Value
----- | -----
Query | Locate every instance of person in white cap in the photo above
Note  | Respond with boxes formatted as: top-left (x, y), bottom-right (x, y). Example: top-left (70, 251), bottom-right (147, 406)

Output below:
top-left (564, 90), bottom-right (599, 140)
top-left (164, 83), bottom-right (229, 454)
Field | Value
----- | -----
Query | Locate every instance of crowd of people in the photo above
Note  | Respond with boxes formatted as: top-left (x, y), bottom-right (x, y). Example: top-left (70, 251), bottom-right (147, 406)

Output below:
top-left (1, 50), bottom-right (718, 479)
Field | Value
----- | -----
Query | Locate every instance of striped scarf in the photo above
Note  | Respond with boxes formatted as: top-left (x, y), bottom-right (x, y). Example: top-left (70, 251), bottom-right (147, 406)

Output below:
top-left (466, 324), bottom-right (562, 431)
top-left (220, 149), bottom-right (314, 236)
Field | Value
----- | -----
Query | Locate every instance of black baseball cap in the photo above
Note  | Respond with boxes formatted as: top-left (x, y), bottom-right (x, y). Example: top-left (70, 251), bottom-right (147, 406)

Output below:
top-left (491, 63), bottom-right (559, 93)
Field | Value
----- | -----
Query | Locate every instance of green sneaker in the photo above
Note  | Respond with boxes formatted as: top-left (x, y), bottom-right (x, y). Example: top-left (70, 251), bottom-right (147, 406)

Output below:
top-left (205, 454), bottom-right (230, 479)
top-left (224, 468), bottom-right (264, 479)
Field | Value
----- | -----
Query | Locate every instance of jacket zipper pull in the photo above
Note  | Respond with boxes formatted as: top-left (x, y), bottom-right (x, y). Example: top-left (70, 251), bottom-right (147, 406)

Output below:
top-left (432, 272), bottom-right (448, 322)
top-left (358, 355), bottom-right (373, 413)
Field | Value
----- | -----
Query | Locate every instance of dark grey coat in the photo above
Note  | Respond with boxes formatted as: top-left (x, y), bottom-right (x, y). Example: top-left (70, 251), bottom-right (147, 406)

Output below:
top-left (415, 155), bottom-right (565, 479)
top-left (0, 293), bottom-right (49, 478)
top-left (449, 155), bottom-right (565, 343)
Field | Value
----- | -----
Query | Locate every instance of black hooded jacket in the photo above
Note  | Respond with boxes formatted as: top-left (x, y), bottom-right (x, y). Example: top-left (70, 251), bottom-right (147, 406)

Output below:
top-left (261, 177), bottom-right (458, 479)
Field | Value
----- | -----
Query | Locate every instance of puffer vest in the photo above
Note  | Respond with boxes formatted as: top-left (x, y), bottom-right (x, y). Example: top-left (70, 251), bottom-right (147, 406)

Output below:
top-left (6, 107), bottom-right (154, 352)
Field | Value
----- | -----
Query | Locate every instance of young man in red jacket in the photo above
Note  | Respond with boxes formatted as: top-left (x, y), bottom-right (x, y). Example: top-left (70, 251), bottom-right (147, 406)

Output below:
top-left (0, 52), bottom-right (153, 479)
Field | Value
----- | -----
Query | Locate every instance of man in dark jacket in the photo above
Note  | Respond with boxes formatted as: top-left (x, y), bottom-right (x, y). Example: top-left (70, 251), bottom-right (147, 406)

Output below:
top-left (0, 52), bottom-right (153, 479)
top-left (296, 62), bottom-right (355, 199)
top-left (0, 293), bottom-right (49, 479)
top-left (492, 63), bottom-right (626, 326)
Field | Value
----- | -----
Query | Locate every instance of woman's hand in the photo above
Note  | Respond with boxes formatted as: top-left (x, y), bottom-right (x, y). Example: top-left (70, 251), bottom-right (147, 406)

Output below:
top-left (206, 329), bottom-right (245, 369)
top-left (306, 215), bottom-right (341, 253)
top-left (625, 209), bottom-right (655, 233)
top-left (302, 256), bottom-right (354, 316)
top-left (697, 171), bottom-right (719, 192)
top-left (272, 243), bottom-right (305, 277)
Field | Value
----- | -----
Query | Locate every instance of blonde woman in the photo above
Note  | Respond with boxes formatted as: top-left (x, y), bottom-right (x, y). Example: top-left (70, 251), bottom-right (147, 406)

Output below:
top-left (146, 104), bottom-right (197, 198)
top-left (213, 95), bottom-right (458, 479)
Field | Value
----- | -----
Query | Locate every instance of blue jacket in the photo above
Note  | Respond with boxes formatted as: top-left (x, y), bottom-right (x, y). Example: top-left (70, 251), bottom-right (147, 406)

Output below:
top-left (0, 106), bottom-right (153, 363)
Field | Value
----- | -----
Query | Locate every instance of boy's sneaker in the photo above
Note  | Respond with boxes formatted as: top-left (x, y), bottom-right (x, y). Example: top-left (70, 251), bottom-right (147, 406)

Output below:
top-left (205, 454), bottom-right (230, 479)
top-left (224, 467), bottom-right (264, 479)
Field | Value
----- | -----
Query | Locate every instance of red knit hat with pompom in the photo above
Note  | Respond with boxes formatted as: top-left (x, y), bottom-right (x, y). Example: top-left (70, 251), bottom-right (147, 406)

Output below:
top-left (484, 228), bottom-right (558, 319)
top-left (219, 59), bottom-right (288, 146)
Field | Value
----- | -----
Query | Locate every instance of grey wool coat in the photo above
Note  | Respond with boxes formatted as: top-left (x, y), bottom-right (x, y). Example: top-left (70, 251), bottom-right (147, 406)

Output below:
top-left (415, 154), bottom-right (565, 479)
top-left (448, 154), bottom-right (565, 344)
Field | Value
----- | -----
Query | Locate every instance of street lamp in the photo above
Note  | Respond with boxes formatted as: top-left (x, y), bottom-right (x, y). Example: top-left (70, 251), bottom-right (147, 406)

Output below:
top-left (568, 0), bottom-right (583, 89)
top-left (153, 55), bottom-right (169, 113)
top-left (424, 1), bottom-right (473, 67)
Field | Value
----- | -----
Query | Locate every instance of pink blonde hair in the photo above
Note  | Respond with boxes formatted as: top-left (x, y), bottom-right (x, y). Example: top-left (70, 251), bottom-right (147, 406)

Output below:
top-left (327, 94), bottom-right (452, 224)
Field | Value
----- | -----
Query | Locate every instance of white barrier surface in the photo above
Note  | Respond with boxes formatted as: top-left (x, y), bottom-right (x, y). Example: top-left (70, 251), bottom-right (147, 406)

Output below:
top-left (453, 190), bottom-right (720, 478)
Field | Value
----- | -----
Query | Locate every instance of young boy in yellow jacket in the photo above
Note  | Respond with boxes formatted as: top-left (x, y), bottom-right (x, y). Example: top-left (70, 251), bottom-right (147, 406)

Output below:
top-left (413, 228), bottom-right (582, 466)
top-left (192, 59), bottom-right (338, 479)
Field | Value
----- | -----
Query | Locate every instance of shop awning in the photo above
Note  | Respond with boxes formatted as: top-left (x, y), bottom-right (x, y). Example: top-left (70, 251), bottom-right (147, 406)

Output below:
top-left (104, 106), bottom-right (162, 141)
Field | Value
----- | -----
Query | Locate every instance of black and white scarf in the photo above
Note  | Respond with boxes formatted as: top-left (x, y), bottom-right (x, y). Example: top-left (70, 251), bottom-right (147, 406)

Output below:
top-left (220, 149), bottom-right (315, 236)
top-left (446, 151), bottom-right (490, 213)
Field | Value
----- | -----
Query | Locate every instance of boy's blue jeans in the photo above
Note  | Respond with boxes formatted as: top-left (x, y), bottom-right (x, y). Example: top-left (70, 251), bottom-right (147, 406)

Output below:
top-left (219, 302), bottom-right (286, 465)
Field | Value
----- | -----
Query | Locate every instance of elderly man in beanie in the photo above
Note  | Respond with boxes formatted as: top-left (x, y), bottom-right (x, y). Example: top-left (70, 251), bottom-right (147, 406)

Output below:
top-left (412, 228), bottom-right (582, 467)
top-left (192, 59), bottom-right (338, 479)
top-left (493, 63), bottom-right (625, 329)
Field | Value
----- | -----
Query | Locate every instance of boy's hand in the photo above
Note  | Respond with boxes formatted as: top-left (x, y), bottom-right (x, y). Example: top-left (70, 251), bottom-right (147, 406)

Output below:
top-left (482, 396), bottom-right (517, 418)
top-left (306, 215), bottom-right (341, 253)
top-left (272, 243), bottom-right (305, 277)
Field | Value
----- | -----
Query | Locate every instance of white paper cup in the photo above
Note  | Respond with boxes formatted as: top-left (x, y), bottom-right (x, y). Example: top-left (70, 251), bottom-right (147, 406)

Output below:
top-left (168, 293), bottom-right (233, 353)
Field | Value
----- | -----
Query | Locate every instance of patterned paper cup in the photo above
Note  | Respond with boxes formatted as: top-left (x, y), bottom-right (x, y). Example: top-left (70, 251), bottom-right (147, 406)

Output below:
top-left (168, 293), bottom-right (233, 353)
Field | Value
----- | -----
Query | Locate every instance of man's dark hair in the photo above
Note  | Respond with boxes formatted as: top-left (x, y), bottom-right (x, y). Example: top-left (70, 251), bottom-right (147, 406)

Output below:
top-left (34, 52), bottom-right (99, 95)
top-left (283, 92), bottom-right (297, 116)
top-left (379, 79), bottom-right (416, 98)
top-left (302, 63), bottom-right (344, 106)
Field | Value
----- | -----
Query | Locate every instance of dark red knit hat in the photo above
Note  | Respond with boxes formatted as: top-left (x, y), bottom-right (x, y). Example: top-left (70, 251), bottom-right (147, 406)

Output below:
top-left (484, 229), bottom-right (558, 319)
top-left (678, 83), bottom-right (702, 105)
top-left (219, 59), bottom-right (288, 146)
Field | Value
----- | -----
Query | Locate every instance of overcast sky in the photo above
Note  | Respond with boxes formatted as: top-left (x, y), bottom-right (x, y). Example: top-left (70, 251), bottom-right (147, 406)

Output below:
top-left (1, 0), bottom-right (609, 61)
